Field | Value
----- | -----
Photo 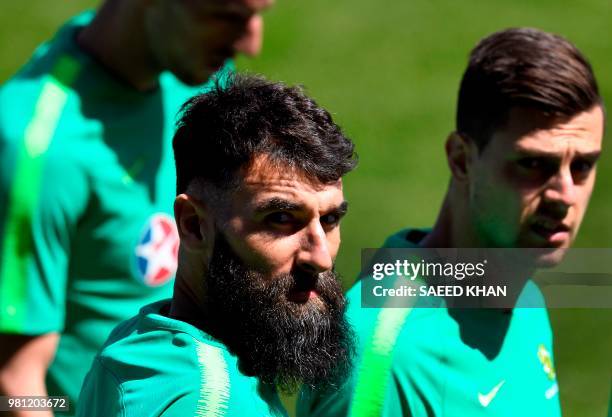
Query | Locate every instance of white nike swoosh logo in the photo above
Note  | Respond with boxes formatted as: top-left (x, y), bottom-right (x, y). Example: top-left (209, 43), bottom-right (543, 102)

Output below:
top-left (478, 380), bottom-right (505, 407)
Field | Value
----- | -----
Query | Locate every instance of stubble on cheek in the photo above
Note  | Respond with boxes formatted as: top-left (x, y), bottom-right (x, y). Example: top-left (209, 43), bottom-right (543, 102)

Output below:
top-left (471, 174), bottom-right (528, 247)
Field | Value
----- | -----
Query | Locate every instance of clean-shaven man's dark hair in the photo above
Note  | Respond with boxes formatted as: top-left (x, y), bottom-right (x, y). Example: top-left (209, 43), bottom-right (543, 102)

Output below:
top-left (456, 27), bottom-right (602, 150)
top-left (173, 73), bottom-right (358, 194)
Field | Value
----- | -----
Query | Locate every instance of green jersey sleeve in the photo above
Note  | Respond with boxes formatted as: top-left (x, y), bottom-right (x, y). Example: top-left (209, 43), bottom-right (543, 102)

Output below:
top-left (77, 358), bottom-right (124, 417)
top-left (0, 55), bottom-right (87, 334)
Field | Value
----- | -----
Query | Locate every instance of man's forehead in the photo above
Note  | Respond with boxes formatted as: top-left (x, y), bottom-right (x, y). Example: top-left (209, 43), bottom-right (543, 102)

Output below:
top-left (516, 132), bottom-right (602, 155)
top-left (490, 105), bottom-right (604, 153)
top-left (242, 158), bottom-right (341, 190)
top-left (236, 157), bottom-right (343, 206)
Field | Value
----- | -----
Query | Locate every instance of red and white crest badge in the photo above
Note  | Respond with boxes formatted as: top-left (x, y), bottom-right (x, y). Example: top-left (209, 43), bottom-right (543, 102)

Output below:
top-left (134, 213), bottom-right (179, 287)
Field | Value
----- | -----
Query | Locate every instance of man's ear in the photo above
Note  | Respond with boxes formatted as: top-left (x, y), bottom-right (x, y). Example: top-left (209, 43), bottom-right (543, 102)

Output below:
top-left (174, 194), bottom-right (213, 252)
top-left (445, 131), bottom-right (475, 182)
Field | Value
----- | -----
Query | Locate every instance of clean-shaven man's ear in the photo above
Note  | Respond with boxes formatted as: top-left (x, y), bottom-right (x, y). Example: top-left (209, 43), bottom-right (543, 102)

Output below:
top-left (174, 194), bottom-right (214, 252)
top-left (445, 131), bottom-right (476, 182)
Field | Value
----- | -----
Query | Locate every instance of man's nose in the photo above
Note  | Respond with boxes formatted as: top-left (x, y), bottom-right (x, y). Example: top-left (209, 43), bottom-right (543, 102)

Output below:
top-left (541, 167), bottom-right (576, 214)
top-left (295, 222), bottom-right (333, 275)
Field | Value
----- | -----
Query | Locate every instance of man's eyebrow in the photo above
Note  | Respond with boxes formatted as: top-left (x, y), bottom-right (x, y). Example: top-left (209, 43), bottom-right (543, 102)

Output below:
top-left (254, 198), bottom-right (305, 213)
top-left (514, 147), bottom-right (601, 160)
top-left (575, 151), bottom-right (602, 161)
top-left (513, 147), bottom-right (561, 158)
top-left (328, 201), bottom-right (349, 216)
top-left (253, 199), bottom-right (349, 216)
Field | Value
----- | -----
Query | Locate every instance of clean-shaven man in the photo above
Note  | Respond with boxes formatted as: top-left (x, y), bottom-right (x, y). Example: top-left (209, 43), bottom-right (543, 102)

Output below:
top-left (299, 27), bottom-right (604, 417)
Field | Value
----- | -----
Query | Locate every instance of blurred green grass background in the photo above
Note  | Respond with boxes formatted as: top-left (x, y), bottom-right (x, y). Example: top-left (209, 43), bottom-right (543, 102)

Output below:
top-left (2, 1), bottom-right (610, 416)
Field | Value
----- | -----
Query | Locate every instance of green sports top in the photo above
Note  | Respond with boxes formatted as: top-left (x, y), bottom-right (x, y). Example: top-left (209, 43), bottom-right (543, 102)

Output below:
top-left (298, 229), bottom-right (562, 417)
top-left (77, 300), bottom-right (288, 417)
top-left (0, 12), bottom-right (232, 411)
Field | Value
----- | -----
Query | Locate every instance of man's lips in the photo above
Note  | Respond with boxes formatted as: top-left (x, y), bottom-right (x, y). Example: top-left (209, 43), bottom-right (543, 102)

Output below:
top-left (529, 218), bottom-right (571, 244)
top-left (288, 272), bottom-right (322, 302)
top-left (288, 289), bottom-right (318, 303)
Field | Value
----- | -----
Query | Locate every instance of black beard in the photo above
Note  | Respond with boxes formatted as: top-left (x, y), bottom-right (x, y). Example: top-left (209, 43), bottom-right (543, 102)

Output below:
top-left (204, 232), bottom-right (354, 393)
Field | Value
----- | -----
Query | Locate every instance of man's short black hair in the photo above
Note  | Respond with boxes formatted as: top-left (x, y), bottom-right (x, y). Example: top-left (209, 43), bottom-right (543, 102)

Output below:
top-left (456, 27), bottom-right (602, 150)
top-left (173, 73), bottom-right (357, 194)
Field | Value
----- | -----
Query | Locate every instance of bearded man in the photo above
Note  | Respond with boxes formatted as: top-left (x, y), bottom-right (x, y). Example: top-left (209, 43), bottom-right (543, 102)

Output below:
top-left (77, 74), bottom-right (357, 416)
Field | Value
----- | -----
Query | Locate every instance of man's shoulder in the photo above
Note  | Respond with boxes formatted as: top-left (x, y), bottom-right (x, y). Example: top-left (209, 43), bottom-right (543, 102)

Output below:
top-left (345, 226), bottom-right (433, 308)
top-left (0, 12), bottom-right (97, 140)
top-left (1, 12), bottom-right (91, 94)
top-left (85, 301), bottom-right (223, 415)
top-left (85, 300), bottom-right (286, 416)
top-left (0, 13), bottom-right (105, 197)
top-left (96, 301), bottom-right (206, 379)
top-left (345, 278), bottom-right (446, 362)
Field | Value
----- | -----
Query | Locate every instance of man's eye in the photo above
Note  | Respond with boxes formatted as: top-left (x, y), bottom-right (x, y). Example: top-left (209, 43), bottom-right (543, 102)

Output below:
top-left (266, 212), bottom-right (294, 225)
top-left (571, 159), bottom-right (595, 175)
top-left (516, 157), bottom-right (559, 177)
top-left (517, 157), bottom-right (544, 170)
top-left (320, 213), bottom-right (340, 226)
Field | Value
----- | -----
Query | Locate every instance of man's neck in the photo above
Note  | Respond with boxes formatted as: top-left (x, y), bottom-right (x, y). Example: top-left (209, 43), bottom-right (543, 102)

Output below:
top-left (168, 273), bottom-right (211, 330)
top-left (421, 190), bottom-right (532, 308)
top-left (76, 2), bottom-right (161, 91)
top-left (419, 192), bottom-right (466, 248)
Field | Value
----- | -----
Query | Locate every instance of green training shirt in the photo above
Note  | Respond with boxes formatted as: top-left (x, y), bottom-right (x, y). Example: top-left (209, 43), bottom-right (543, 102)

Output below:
top-left (0, 12), bottom-right (232, 411)
top-left (77, 300), bottom-right (288, 417)
top-left (298, 229), bottom-right (562, 417)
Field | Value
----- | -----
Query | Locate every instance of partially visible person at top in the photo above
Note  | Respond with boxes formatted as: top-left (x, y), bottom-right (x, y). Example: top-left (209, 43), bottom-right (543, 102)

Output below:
top-left (0, 0), bottom-right (272, 415)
